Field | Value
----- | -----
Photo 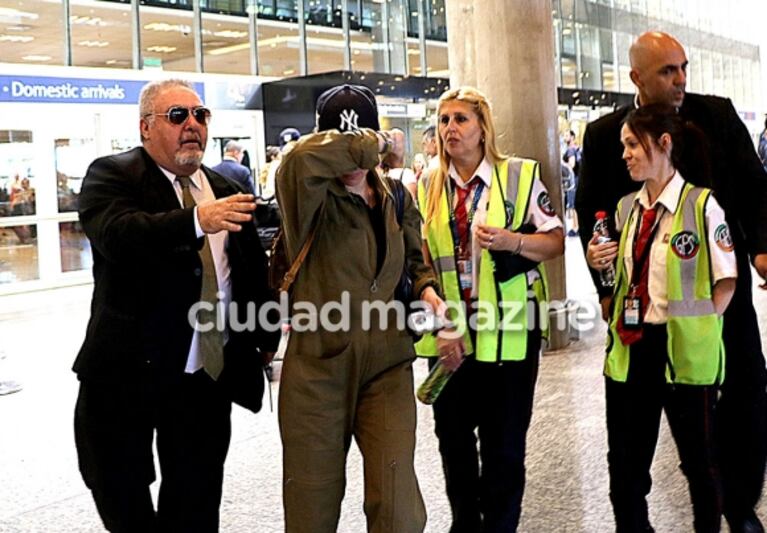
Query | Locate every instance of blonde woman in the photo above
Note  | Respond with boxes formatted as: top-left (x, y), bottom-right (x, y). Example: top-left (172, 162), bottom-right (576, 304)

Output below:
top-left (417, 87), bottom-right (564, 532)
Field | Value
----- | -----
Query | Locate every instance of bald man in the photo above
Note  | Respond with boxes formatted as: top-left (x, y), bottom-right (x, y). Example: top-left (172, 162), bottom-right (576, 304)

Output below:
top-left (577, 31), bottom-right (767, 533)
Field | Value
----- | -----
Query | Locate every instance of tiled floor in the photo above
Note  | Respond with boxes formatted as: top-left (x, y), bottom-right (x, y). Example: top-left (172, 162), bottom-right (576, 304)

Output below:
top-left (1, 236), bottom-right (765, 532)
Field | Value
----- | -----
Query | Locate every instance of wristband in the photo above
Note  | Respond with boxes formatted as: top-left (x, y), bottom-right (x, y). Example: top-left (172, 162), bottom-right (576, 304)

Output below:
top-left (378, 131), bottom-right (393, 155)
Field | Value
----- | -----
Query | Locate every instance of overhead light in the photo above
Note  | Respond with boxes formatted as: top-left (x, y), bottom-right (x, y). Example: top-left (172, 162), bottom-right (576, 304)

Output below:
top-left (283, 68), bottom-right (295, 76)
top-left (208, 42), bottom-right (250, 55)
top-left (6, 25), bottom-right (33, 31)
top-left (0, 34), bottom-right (33, 42)
top-left (0, 7), bottom-right (38, 21)
top-left (213, 30), bottom-right (247, 39)
top-left (144, 22), bottom-right (191, 34)
top-left (78, 40), bottom-right (110, 47)
top-left (70, 15), bottom-right (107, 26)
top-left (22, 55), bottom-right (51, 62)
top-left (208, 35), bottom-right (383, 57)
top-left (147, 45), bottom-right (177, 53)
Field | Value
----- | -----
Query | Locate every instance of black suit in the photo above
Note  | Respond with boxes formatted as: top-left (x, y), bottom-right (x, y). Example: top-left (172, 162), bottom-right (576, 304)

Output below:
top-left (74, 146), bottom-right (275, 532)
top-left (577, 93), bottom-right (767, 527)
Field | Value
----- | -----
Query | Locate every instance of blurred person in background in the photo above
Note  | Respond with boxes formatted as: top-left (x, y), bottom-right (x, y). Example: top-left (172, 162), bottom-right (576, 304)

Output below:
top-left (212, 139), bottom-right (254, 195)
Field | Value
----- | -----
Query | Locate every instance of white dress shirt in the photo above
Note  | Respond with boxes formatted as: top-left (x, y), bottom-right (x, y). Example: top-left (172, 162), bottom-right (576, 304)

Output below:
top-left (616, 172), bottom-right (737, 324)
top-left (158, 166), bottom-right (232, 373)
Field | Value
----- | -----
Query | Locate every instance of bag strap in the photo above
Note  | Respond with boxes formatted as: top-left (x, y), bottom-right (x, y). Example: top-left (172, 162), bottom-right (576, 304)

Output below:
top-left (391, 178), bottom-right (405, 226)
top-left (279, 202), bottom-right (326, 293)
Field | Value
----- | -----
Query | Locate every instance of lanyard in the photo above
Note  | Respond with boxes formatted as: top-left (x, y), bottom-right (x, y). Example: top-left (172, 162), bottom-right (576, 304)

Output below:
top-left (446, 178), bottom-right (486, 254)
top-left (629, 204), bottom-right (664, 287)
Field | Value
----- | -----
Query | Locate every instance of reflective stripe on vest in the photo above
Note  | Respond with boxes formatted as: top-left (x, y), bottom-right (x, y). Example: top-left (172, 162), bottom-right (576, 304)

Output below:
top-left (605, 183), bottom-right (724, 385)
top-left (415, 158), bottom-right (548, 361)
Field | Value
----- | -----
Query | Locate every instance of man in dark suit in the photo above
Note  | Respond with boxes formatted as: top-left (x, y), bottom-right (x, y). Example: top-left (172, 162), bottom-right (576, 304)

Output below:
top-left (74, 79), bottom-right (276, 532)
top-left (212, 139), bottom-right (255, 195)
top-left (577, 31), bottom-right (767, 533)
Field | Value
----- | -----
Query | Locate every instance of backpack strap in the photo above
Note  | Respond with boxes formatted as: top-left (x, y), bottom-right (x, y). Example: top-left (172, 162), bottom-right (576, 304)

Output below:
top-left (391, 178), bottom-right (406, 227)
top-left (279, 202), bottom-right (326, 293)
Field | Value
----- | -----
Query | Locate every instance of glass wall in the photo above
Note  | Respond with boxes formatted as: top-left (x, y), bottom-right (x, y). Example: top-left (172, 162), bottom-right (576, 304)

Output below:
top-left (202, 11), bottom-right (251, 75)
top-left (140, 7), bottom-right (197, 72)
top-left (256, 9), bottom-right (301, 77)
top-left (0, 0), bottom-right (448, 77)
top-left (305, 0), bottom-right (345, 75)
top-left (70, 1), bottom-right (133, 69)
top-left (551, 0), bottom-right (764, 116)
top-left (0, 3), bottom-right (65, 65)
top-left (0, 130), bottom-right (40, 286)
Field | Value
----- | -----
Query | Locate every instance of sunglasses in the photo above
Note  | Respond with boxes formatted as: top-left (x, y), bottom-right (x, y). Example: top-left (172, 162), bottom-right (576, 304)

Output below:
top-left (145, 106), bottom-right (212, 126)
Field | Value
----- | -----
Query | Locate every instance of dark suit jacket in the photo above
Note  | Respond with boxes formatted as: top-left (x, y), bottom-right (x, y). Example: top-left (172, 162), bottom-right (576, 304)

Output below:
top-left (75, 147), bottom-right (277, 400)
top-left (576, 92), bottom-right (767, 299)
top-left (211, 159), bottom-right (254, 195)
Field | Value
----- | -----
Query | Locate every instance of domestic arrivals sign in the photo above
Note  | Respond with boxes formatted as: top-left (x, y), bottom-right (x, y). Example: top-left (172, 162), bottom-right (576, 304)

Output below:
top-left (0, 75), bottom-right (205, 104)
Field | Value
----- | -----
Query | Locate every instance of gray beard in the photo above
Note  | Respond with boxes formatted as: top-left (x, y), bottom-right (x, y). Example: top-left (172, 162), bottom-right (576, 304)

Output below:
top-left (175, 152), bottom-right (203, 167)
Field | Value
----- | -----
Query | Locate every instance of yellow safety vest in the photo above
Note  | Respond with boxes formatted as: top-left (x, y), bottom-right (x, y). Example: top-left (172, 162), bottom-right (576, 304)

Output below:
top-left (605, 183), bottom-right (725, 385)
top-left (416, 158), bottom-right (549, 361)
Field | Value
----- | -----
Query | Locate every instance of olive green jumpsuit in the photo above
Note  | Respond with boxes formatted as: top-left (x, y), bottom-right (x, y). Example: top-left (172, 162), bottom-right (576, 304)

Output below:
top-left (275, 129), bottom-right (437, 533)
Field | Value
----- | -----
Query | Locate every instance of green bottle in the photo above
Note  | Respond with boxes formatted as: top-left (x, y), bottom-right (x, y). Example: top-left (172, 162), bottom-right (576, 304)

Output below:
top-left (416, 360), bottom-right (453, 404)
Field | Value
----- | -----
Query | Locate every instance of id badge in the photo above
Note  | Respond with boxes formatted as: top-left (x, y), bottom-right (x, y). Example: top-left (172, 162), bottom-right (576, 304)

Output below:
top-left (457, 259), bottom-right (473, 290)
top-left (622, 287), bottom-right (642, 329)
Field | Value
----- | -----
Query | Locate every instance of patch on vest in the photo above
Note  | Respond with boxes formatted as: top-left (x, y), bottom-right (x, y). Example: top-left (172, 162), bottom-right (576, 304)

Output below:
top-left (536, 191), bottom-right (555, 216)
top-left (503, 199), bottom-right (515, 228)
top-left (671, 231), bottom-right (700, 260)
top-left (714, 223), bottom-right (734, 252)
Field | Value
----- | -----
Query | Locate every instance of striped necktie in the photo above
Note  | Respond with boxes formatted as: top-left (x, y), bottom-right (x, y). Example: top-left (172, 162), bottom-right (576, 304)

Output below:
top-left (177, 175), bottom-right (224, 380)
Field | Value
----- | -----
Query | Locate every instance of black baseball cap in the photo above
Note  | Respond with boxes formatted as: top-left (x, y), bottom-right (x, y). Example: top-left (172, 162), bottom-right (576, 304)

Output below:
top-left (278, 127), bottom-right (301, 147)
top-left (316, 84), bottom-right (380, 132)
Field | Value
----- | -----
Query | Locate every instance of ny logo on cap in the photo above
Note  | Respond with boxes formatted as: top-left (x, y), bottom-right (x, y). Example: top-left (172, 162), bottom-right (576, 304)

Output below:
top-left (339, 109), bottom-right (359, 131)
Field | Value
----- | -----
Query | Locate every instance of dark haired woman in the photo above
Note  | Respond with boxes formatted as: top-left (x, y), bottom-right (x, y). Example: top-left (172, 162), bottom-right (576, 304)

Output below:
top-left (587, 103), bottom-right (737, 532)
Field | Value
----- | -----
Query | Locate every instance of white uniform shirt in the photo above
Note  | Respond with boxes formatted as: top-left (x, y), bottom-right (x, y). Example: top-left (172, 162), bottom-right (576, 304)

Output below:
top-left (387, 167), bottom-right (417, 186)
top-left (616, 172), bottom-right (737, 324)
top-left (447, 158), bottom-right (563, 296)
top-left (159, 166), bottom-right (232, 373)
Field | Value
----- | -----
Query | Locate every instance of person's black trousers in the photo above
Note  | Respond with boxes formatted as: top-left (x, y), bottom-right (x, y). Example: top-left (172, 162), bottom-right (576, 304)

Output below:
top-left (718, 256), bottom-right (767, 531)
top-left (431, 331), bottom-right (540, 533)
top-left (605, 324), bottom-right (722, 533)
top-left (74, 369), bottom-right (232, 533)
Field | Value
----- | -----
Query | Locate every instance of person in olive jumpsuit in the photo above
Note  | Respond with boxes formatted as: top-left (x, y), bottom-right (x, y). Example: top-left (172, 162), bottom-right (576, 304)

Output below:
top-left (275, 84), bottom-right (445, 533)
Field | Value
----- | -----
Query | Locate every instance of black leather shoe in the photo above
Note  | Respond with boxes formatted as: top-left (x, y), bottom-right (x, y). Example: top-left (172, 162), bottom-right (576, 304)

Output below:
top-left (729, 514), bottom-right (765, 533)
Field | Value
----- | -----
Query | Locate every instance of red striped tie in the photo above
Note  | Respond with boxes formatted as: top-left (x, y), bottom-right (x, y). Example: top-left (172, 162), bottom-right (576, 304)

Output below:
top-left (617, 207), bottom-right (657, 346)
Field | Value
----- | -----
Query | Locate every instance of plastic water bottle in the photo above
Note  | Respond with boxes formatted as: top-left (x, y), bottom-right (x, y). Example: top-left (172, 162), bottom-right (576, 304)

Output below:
top-left (417, 359), bottom-right (453, 404)
top-left (594, 211), bottom-right (616, 288)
